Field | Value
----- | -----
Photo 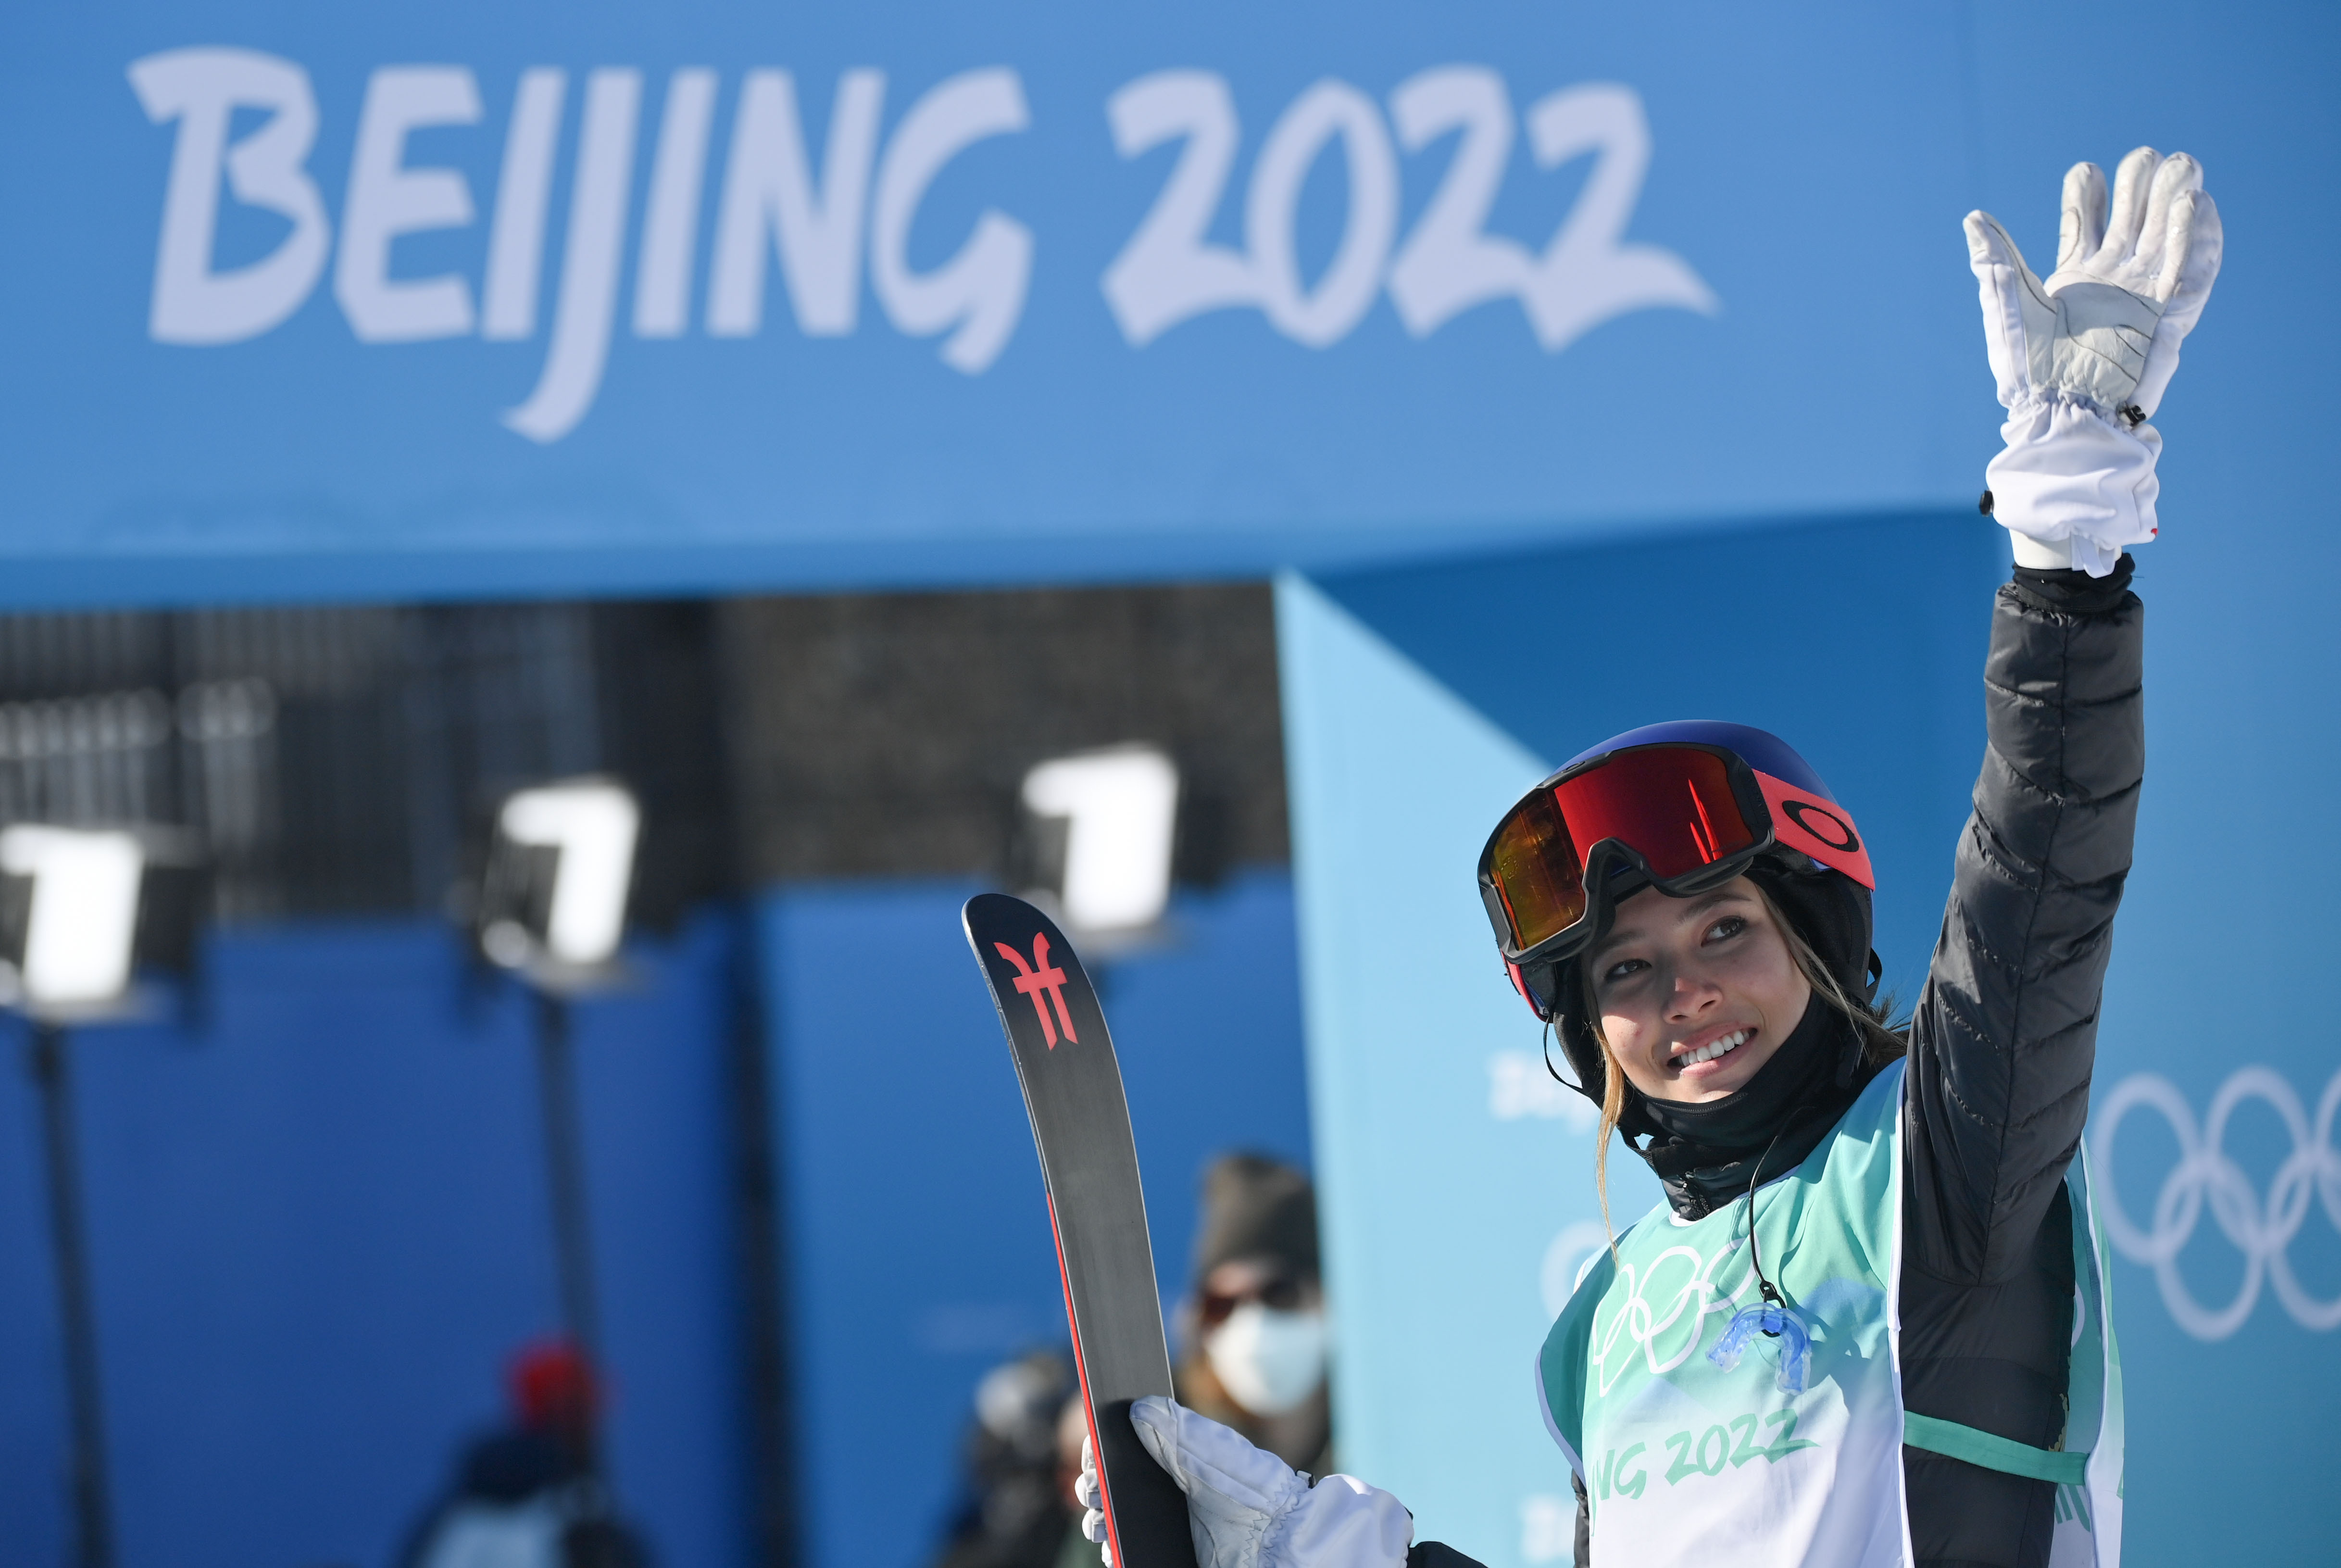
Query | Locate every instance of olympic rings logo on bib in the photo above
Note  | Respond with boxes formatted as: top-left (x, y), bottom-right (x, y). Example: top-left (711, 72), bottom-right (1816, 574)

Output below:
top-left (2095, 1066), bottom-right (2341, 1341)
top-left (1586, 1241), bottom-right (1744, 1395)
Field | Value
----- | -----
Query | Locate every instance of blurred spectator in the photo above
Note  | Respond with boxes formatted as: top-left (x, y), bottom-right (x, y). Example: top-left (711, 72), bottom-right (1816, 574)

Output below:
top-left (932, 1349), bottom-right (1078, 1568)
top-left (397, 1340), bottom-right (651, 1568)
top-left (944, 1155), bottom-right (1328, 1568)
top-left (1174, 1154), bottom-right (1330, 1473)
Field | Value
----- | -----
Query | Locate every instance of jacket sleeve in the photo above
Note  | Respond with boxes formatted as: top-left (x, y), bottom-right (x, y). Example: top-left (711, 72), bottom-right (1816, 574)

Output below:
top-left (1903, 557), bottom-right (2142, 1287)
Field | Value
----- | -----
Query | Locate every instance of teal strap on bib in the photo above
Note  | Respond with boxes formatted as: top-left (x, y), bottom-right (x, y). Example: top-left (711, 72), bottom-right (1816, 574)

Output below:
top-left (1902, 1412), bottom-right (2088, 1485)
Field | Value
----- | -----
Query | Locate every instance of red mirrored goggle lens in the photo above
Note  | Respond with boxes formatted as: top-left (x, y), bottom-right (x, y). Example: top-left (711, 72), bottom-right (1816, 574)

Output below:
top-left (1489, 747), bottom-right (1760, 952)
top-left (1552, 746), bottom-right (1760, 883)
top-left (1488, 786), bottom-right (1585, 952)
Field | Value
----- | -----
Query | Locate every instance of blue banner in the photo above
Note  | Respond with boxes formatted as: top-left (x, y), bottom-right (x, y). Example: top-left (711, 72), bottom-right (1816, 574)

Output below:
top-left (3, 2), bottom-right (2028, 603)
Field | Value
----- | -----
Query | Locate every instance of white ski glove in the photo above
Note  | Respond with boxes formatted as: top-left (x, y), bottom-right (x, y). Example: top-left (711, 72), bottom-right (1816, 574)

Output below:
top-left (1077, 1398), bottom-right (1411, 1568)
top-left (1966, 146), bottom-right (2222, 575)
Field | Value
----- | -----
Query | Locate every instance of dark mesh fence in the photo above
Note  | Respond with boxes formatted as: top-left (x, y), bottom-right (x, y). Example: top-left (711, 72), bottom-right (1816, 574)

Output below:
top-left (0, 602), bottom-right (730, 925)
top-left (715, 581), bottom-right (1287, 885)
top-left (0, 583), bottom-right (1286, 922)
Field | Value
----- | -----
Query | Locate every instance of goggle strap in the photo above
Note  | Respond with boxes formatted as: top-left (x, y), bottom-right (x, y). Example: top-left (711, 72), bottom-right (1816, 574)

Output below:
top-left (1752, 768), bottom-right (1876, 889)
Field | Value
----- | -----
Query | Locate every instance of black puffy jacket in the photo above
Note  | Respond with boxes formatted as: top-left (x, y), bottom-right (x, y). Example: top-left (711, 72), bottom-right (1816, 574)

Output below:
top-left (1897, 555), bottom-right (2141, 1568)
top-left (1501, 558), bottom-right (2144, 1568)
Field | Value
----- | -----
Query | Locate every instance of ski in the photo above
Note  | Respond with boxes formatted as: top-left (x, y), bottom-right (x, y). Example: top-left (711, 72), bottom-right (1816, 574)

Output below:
top-left (963, 893), bottom-right (1199, 1568)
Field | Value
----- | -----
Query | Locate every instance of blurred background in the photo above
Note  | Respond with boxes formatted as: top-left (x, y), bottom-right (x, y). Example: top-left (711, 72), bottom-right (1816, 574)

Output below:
top-left (1, 4), bottom-right (2335, 1568)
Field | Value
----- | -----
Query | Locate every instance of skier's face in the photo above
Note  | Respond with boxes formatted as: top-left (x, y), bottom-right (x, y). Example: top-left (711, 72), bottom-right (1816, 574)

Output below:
top-left (1585, 877), bottom-right (1812, 1104)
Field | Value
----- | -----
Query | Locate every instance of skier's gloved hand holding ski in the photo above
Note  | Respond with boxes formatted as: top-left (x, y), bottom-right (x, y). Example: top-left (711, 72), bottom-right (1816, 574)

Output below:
top-left (1967, 146), bottom-right (2222, 575)
top-left (1078, 1399), bottom-right (1411, 1568)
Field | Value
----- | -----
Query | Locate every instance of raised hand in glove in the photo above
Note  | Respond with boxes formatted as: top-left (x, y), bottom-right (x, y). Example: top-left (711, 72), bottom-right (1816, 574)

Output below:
top-left (1077, 1398), bottom-right (1410, 1568)
top-left (1966, 147), bottom-right (2222, 574)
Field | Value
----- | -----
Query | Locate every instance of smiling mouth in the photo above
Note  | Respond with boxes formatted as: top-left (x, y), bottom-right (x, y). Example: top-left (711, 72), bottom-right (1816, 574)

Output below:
top-left (1675, 1029), bottom-right (1750, 1069)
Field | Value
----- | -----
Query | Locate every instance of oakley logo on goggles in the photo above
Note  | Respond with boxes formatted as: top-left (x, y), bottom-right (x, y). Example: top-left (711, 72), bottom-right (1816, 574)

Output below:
top-left (1477, 742), bottom-right (1875, 969)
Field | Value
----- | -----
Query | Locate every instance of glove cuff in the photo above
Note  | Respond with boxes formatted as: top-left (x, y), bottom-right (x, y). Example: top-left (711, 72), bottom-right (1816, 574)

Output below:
top-left (1985, 392), bottom-right (2161, 579)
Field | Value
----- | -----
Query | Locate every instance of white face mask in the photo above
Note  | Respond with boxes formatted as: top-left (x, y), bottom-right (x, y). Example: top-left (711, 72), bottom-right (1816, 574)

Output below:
top-left (1204, 1302), bottom-right (1328, 1416)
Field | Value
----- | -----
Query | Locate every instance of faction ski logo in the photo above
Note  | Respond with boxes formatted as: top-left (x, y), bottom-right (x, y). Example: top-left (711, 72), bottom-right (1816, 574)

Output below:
top-left (994, 933), bottom-right (1077, 1048)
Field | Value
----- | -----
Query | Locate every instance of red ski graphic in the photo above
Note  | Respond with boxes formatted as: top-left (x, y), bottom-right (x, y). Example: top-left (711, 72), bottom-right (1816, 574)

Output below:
top-left (993, 933), bottom-right (1078, 1047)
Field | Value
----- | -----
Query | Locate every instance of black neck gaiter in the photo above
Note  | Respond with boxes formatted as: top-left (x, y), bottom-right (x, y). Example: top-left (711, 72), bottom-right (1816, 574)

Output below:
top-left (1624, 992), bottom-right (1866, 1219)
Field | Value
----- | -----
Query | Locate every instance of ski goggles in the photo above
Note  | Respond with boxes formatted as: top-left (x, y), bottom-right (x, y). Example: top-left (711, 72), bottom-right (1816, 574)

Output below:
top-left (1477, 742), bottom-right (1875, 974)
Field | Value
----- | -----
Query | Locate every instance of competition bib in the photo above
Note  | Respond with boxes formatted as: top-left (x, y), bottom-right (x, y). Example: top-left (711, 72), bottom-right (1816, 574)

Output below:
top-left (1537, 1060), bottom-right (2124, 1566)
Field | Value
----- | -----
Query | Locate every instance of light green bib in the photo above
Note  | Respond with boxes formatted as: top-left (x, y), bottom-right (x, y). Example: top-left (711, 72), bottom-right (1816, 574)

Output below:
top-left (1536, 1060), bottom-right (2125, 1566)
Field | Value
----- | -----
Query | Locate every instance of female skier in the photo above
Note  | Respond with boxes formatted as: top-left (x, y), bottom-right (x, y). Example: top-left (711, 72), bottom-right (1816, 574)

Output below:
top-left (1082, 149), bottom-right (2221, 1568)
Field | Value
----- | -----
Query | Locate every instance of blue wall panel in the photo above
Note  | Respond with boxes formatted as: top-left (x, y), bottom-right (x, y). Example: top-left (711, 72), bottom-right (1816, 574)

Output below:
top-left (0, 916), bottom-right (751, 1568)
top-left (1275, 569), bottom-right (1613, 1568)
top-left (757, 870), bottom-right (1311, 1568)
